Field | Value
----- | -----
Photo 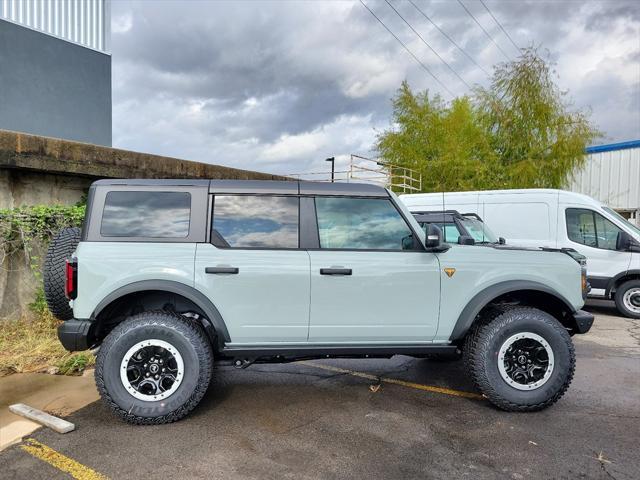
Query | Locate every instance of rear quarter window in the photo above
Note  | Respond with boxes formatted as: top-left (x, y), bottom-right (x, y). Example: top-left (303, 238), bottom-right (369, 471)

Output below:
top-left (100, 191), bottom-right (191, 238)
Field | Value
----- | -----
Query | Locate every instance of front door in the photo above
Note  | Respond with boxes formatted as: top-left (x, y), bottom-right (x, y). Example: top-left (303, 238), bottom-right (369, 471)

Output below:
top-left (308, 196), bottom-right (440, 343)
top-left (194, 194), bottom-right (310, 344)
top-left (564, 207), bottom-right (631, 294)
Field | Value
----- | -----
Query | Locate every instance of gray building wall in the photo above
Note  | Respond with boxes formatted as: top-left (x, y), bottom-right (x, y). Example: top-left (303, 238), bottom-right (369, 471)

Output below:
top-left (0, 19), bottom-right (111, 146)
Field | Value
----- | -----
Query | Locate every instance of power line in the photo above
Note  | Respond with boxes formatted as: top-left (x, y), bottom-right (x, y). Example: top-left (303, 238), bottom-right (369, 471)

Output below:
top-left (457, 0), bottom-right (512, 61)
top-left (358, 0), bottom-right (455, 98)
top-left (384, 0), bottom-right (472, 90)
top-left (408, 0), bottom-right (490, 77)
top-left (479, 0), bottom-right (520, 53)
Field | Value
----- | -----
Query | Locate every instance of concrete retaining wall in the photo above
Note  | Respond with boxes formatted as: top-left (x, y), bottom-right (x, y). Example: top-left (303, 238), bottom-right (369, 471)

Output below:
top-left (0, 129), bottom-right (289, 318)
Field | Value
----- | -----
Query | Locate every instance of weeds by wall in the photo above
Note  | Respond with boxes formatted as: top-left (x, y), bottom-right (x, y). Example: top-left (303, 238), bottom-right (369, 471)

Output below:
top-left (0, 205), bottom-right (90, 375)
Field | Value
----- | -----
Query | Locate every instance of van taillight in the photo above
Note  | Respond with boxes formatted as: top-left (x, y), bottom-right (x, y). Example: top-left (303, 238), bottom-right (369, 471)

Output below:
top-left (65, 258), bottom-right (77, 300)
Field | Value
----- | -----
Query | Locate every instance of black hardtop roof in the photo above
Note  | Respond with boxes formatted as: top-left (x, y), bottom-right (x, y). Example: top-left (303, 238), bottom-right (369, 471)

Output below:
top-left (92, 179), bottom-right (388, 197)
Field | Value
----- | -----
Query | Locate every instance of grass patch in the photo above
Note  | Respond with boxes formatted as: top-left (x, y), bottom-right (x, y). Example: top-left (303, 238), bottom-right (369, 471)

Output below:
top-left (0, 312), bottom-right (95, 377)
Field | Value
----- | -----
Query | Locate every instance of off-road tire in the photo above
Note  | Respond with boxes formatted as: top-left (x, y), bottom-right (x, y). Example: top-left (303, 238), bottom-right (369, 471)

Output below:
top-left (43, 227), bottom-right (81, 320)
top-left (95, 311), bottom-right (213, 424)
top-left (463, 306), bottom-right (575, 412)
top-left (614, 280), bottom-right (640, 319)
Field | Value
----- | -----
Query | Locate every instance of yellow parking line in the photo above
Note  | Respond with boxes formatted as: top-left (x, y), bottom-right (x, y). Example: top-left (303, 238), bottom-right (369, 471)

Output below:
top-left (20, 439), bottom-right (108, 480)
top-left (305, 362), bottom-right (485, 400)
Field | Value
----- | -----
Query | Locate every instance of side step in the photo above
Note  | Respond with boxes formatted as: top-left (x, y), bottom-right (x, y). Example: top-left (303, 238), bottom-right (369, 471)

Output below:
top-left (219, 344), bottom-right (458, 365)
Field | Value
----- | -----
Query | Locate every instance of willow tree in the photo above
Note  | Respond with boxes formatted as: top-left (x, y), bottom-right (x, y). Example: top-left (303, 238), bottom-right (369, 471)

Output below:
top-left (376, 48), bottom-right (601, 192)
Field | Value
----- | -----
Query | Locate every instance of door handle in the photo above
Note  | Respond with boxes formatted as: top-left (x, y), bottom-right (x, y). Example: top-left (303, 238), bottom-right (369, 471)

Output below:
top-left (205, 267), bottom-right (239, 274)
top-left (320, 268), bottom-right (352, 276)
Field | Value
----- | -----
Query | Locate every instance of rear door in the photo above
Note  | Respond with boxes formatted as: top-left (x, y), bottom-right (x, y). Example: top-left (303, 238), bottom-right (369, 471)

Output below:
top-left (194, 194), bottom-right (310, 344)
top-left (307, 196), bottom-right (441, 343)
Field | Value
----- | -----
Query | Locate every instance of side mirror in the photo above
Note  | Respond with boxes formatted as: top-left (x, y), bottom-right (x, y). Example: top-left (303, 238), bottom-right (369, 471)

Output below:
top-left (457, 235), bottom-right (476, 245)
top-left (499, 237), bottom-right (506, 245)
top-left (425, 224), bottom-right (443, 248)
top-left (616, 231), bottom-right (640, 252)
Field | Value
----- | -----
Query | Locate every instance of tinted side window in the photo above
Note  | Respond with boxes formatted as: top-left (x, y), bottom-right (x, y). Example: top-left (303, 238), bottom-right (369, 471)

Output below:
top-left (566, 208), bottom-right (622, 250)
top-left (212, 196), bottom-right (299, 248)
top-left (101, 191), bottom-right (191, 238)
top-left (315, 197), bottom-right (415, 250)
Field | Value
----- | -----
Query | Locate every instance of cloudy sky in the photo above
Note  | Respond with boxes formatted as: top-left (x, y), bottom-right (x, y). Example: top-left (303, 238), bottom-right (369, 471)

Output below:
top-left (111, 0), bottom-right (640, 177)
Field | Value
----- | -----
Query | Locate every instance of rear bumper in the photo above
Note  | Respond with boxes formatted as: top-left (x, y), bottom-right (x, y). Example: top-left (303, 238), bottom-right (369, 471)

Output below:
top-left (572, 310), bottom-right (594, 334)
top-left (57, 319), bottom-right (94, 351)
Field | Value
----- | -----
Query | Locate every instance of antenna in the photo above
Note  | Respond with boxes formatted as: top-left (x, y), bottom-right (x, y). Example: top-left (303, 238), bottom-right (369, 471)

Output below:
top-left (442, 191), bottom-right (446, 242)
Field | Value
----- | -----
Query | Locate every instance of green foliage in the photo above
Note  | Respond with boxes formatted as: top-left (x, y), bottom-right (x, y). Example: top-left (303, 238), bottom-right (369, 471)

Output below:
top-left (376, 48), bottom-right (601, 192)
top-left (29, 287), bottom-right (49, 316)
top-left (57, 352), bottom-right (93, 375)
top-left (0, 204), bottom-right (85, 275)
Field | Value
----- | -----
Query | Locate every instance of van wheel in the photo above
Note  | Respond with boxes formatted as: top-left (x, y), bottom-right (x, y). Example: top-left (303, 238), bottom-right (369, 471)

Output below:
top-left (95, 311), bottom-right (213, 424)
top-left (463, 306), bottom-right (575, 412)
top-left (43, 227), bottom-right (81, 320)
top-left (614, 280), bottom-right (640, 319)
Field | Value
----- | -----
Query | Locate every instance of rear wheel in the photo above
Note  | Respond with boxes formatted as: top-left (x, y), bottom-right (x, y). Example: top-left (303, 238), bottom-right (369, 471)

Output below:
top-left (614, 280), bottom-right (640, 319)
top-left (95, 311), bottom-right (213, 424)
top-left (463, 306), bottom-right (575, 411)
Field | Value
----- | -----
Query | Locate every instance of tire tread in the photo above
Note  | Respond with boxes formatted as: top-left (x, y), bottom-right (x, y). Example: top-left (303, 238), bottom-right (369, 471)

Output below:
top-left (43, 227), bottom-right (81, 320)
top-left (463, 306), bottom-right (575, 412)
top-left (95, 310), bottom-right (213, 425)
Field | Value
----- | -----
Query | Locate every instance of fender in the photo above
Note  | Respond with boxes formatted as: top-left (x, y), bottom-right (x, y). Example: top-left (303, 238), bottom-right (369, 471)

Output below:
top-left (449, 280), bottom-right (576, 341)
top-left (91, 280), bottom-right (231, 344)
top-left (606, 270), bottom-right (640, 297)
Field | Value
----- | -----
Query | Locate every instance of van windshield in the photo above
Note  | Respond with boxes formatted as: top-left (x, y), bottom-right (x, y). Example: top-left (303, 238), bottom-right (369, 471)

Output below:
top-left (602, 207), bottom-right (640, 236)
top-left (459, 217), bottom-right (498, 243)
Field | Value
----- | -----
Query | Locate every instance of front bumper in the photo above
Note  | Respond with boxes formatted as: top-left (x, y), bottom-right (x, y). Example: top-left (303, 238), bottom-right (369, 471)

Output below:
top-left (572, 309), bottom-right (594, 334)
top-left (57, 319), bottom-right (94, 351)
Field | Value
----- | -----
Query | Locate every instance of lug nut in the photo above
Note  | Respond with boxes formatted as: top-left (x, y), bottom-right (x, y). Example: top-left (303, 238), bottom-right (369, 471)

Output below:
top-left (155, 375), bottom-right (159, 380)
top-left (146, 372), bottom-right (150, 377)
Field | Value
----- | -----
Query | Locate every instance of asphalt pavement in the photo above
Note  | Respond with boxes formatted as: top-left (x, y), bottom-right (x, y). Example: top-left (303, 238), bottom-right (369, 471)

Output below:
top-left (1, 301), bottom-right (638, 479)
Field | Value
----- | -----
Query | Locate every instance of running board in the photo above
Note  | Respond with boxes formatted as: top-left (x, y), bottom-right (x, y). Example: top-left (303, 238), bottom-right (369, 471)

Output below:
top-left (219, 344), bottom-right (458, 362)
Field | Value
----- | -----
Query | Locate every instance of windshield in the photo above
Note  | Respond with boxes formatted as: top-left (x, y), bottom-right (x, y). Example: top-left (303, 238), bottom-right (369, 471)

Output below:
top-left (602, 206), bottom-right (640, 237)
top-left (459, 217), bottom-right (498, 243)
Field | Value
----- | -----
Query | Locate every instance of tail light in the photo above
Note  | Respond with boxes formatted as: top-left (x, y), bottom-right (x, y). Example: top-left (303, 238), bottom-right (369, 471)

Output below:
top-left (65, 258), bottom-right (78, 300)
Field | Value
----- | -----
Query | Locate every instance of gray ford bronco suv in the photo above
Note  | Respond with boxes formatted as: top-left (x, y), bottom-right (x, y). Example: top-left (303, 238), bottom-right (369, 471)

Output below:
top-left (44, 179), bottom-right (593, 424)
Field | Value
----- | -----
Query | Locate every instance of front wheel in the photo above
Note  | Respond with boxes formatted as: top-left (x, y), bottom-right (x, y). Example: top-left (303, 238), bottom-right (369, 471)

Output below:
top-left (95, 311), bottom-right (213, 424)
top-left (463, 306), bottom-right (575, 412)
top-left (614, 280), bottom-right (640, 319)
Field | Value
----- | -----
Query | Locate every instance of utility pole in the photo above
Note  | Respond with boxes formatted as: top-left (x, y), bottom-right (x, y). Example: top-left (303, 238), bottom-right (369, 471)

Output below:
top-left (325, 157), bottom-right (335, 183)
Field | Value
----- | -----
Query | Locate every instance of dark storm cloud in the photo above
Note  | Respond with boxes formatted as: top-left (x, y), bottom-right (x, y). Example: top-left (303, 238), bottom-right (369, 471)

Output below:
top-left (111, 1), bottom-right (640, 175)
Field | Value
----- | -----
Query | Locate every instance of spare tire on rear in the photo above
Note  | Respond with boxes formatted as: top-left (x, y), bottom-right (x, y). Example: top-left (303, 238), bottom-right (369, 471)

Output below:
top-left (43, 227), bottom-right (81, 320)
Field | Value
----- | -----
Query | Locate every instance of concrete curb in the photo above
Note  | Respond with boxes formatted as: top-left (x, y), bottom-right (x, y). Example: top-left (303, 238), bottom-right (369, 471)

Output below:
top-left (8, 404), bottom-right (75, 434)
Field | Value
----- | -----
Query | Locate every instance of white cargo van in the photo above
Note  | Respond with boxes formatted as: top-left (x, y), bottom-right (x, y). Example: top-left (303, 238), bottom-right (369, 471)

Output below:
top-left (400, 189), bottom-right (640, 318)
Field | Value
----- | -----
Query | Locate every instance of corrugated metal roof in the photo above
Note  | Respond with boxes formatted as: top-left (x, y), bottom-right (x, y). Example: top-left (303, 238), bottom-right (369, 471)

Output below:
top-left (0, 0), bottom-right (110, 53)
top-left (569, 144), bottom-right (640, 211)
top-left (586, 139), bottom-right (640, 154)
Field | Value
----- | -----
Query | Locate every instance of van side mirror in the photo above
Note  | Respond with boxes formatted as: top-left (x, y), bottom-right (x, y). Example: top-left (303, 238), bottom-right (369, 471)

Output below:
top-left (457, 235), bottom-right (475, 245)
top-left (616, 231), bottom-right (640, 252)
top-left (499, 237), bottom-right (506, 245)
